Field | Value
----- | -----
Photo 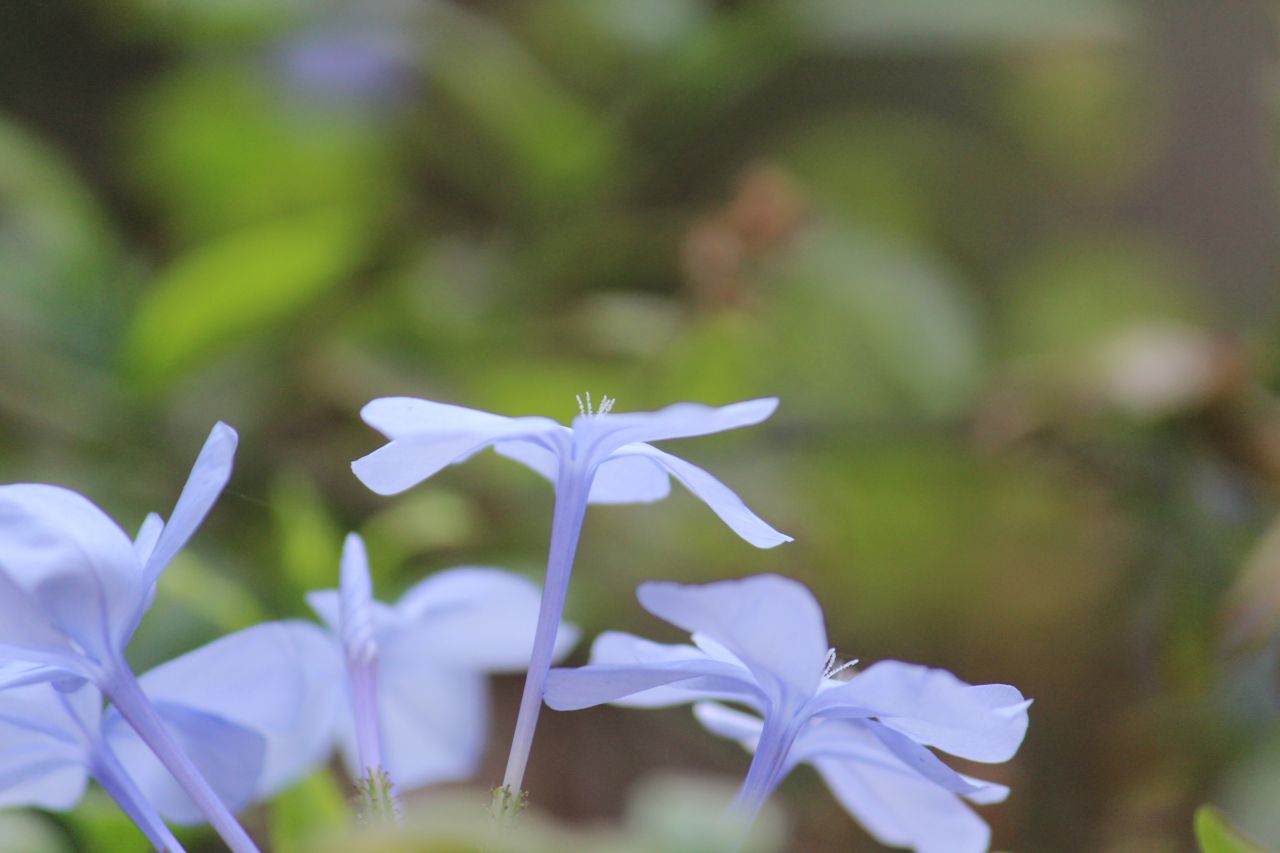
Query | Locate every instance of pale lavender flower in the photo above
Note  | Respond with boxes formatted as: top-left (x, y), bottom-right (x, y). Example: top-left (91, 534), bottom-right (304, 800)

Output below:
top-left (0, 674), bottom-right (186, 851)
top-left (0, 424), bottom-right (261, 853)
top-left (105, 621), bottom-right (340, 826)
top-left (304, 535), bottom-right (579, 792)
top-left (351, 394), bottom-right (790, 801)
top-left (544, 575), bottom-right (1030, 853)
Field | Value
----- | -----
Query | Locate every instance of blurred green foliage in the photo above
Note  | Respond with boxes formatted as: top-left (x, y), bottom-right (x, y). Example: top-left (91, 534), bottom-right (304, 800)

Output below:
top-left (2, 0), bottom-right (1280, 851)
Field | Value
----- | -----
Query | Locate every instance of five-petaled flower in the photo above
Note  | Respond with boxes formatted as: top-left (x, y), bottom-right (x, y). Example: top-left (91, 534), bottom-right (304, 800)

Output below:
top-left (0, 424), bottom-right (261, 853)
top-left (544, 574), bottom-right (1029, 853)
top-left (351, 395), bottom-right (791, 799)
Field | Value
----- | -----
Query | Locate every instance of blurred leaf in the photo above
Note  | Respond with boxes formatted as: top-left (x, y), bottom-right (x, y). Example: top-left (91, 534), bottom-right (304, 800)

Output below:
top-left (156, 553), bottom-right (271, 633)
top-left (0, 811), bottom-right (72, 853)
top-left (269, 770), bottom-right (350, 853)
top-left (1002, 235), bottom-right (1202, 387)
top-left (767, 224), bottom-right (985, 419)
top-left (363, 490), bottom-right (480, 574)
top-left (424, 4), bottom-right (620, 210)
top-left (124, 207), bottom-right (368, 392)
top-left (1195, 806), bottom-right (1270, 853)
top-left (99, 0), bottom-right (306, 43)
top-left (0, 118), bottom-right (120, 301)
top-left (997, 47), bottom-right (1149, 195)
top-left (127, 67), bottom-right (390, 237)
top-left (792, 0), bottom-right (1126, 52)
top-left (271, 469), bottom-right (345, 596)
top-left (63, 788), bottom-right (153, 853)
top-left (1223, 514), bottom-right (1280, 652)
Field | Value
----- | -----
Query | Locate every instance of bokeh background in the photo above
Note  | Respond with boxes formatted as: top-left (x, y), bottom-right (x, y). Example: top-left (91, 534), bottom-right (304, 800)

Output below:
top-left (3, 0), bottom-right (1280, 850)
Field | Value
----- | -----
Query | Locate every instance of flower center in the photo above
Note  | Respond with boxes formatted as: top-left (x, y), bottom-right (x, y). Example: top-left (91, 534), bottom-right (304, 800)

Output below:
top-left (823, 648), bottom-right (859, 680)
top-left (575, 392), bottom-right (616, 417)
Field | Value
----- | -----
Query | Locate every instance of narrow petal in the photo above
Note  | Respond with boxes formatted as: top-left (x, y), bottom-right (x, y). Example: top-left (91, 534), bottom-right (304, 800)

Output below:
top-left (637, 576), bottom-right (827, 706)
top-left (339, 533), bottom-right (377, 666)
top-left (132, 513), bottom-right (164, 567)
top-left (863, 721), bottom-right (990, 796)
top-left (390, 567), bottom-right (577, 671)
top-left (360, 397), bottom-right (518, 438)
top-left (574, 632), bottom-right (763, 709)
top-left (573, 398), bottom-right (780, 464)
top-left (128, 621), bottom-right (342, 801)
top-left (352, 416), bottom-right (559, 496)
top-left (807, 661), bottom-right (1030, 762)
top-left (613, 446), bottom-right (791, 547)
top-left (141, 422), bottom-right (238, 589)
top-left (544, 660), bottom-right (761, 711)
top-left (106, 703), bottom-right (266, 825)
top-left (0, 484), bottom-right (142, 659)
top-left (811, 754), bottom-right (992, 853)
top-left (692, 701), bottom-right (765, 745)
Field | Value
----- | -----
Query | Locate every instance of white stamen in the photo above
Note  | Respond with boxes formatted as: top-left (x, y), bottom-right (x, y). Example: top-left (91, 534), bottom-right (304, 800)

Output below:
top-left (575, 392), bottom-right (617, 417)
top-left (823, 648), bottom-right (859, 679)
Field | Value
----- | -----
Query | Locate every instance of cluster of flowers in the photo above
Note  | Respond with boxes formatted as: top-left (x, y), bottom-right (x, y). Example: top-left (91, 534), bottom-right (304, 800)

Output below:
top-left (0, 395), bottom-right (1030, 853)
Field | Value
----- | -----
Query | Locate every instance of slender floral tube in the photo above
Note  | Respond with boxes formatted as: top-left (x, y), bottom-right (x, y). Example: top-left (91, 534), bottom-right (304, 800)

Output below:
top-left (500, 467), bottom-right (590, 798)
top-left (104, 666), bottom-right (262, 853)
top-left (90, 743), bottom-right (187, 853)
top-left (730, 714), bottom-right (796, 820)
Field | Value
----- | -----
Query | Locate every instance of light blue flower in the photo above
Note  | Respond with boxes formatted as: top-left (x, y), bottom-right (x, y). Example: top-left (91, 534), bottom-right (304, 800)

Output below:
top-left (303, 534), bottom-right (579, 792)
top-left (104, 621), bottom-right (339, 827)
top-left (0, 675), bottom-right (183, 851)
top-left (544, 575), bottom-right (1030, 853)
top-left (351, 394), bottom-right (791, 799)
top-left (0, 424), bottom-right (261, 853)
top-left (0, 659), bottom-right (279, 853)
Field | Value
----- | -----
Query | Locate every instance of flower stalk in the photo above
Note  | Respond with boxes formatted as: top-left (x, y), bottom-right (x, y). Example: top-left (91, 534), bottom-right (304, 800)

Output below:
top-left (104, 664), bottom-right (261, 853)
top-left (500, 462), bottom-right (590, 802)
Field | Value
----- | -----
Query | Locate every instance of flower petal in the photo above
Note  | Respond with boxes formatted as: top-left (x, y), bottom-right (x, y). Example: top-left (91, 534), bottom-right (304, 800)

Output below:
top-left (348, 660), bottom-right (488, 789)
top-left (131, 621), bottom-right (342, 801)
top-left (808, 661), bottom-right (1030, 762)
top-left (140, 422), bottom-right (238, 589)
top-left (811, 753), bottom-right (993, 853)
top-left (360, 397), bottom-right (519, 438)
top-left (0, 754), bottom-right (86, 810)
top-left (390, 567), bottom-right (576, 671)
top-left (692, 701), bottom-right (765, 745)
top-left (613, 446), bottom-right (790, 547)
top-left (106, 702), bottom-right (266, 825)
top-left (545, 661), bottom-right (763, 711)
top-left (636, 576), bottom-right (827, 706)
top-left (573, 398), bottom-right (780, 463)
top-left (352, 416), bottom-right (559, 496)
top-left (132, 513), bottom-right (164, 567)
top-left (568, 632), bottom-right (763, 709)
top-left (0, 484), bottom-right (142, 659)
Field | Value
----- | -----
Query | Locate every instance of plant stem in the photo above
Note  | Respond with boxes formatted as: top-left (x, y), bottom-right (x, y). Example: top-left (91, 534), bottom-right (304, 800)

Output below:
top-left (500, 466), bottom-right (590, 802)
top-left (91, 743), bottom-right (187, 852)
top-left (104, 665), bottom-right (262, 853)
top-left (731, 714), bottom-right (794, 822)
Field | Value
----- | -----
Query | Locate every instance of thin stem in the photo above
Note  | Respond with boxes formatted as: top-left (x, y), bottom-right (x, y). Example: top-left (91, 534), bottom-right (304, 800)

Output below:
top-left (90, 744), bottom-right (187, 852)
top-left (730, 714), bottom-right (794, 822)
top-left (347, 660), bottom-right (383, 775)
top-left (500, 466), bottom-right (590, 800)
top-left (103, 665), bottom-right (262, 853)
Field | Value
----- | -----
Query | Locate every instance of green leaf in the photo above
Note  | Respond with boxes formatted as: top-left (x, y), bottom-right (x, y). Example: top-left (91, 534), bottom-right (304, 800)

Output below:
top-left (269, 770), bottom-right (351, 853)
top-left (270, 469), bottom-right (344, 597)
top-left (1195, 806), bottom-right (1271, 853)
top-left (124, 207), bottom-right (367, 392)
